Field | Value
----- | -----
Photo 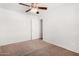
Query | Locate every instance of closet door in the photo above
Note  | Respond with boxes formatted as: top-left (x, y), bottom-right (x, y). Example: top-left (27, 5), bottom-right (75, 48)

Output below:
top-left (31, 17), bottom-right (41, 40)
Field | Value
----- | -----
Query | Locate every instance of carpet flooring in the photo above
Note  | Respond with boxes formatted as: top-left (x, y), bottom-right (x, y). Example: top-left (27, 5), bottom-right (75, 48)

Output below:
top-left (0, 39), bottom-right (79, 56)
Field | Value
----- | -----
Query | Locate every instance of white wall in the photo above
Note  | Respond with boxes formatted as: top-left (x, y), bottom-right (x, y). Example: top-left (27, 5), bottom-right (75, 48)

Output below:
top-left (43, 3), bottom-right (79, 53)
top-left (0, 7), bottom-right (40, 46)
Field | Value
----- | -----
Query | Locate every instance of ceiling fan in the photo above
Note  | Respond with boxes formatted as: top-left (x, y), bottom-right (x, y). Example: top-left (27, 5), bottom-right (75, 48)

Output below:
top-left (19, 3), bottom-right (47, 14)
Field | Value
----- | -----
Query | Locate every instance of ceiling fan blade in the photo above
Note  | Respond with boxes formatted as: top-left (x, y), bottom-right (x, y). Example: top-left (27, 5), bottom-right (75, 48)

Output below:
top-left (25, 9), bottom-right (31, 12)
top-left (38, 7), bottom-right (47, 10)
top-left (19, 3), bottom-right (30, 7)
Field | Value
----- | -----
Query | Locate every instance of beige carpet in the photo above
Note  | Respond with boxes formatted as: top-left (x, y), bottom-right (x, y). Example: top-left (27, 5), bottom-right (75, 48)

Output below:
top-left (0, 39), bottom-right (79, 56)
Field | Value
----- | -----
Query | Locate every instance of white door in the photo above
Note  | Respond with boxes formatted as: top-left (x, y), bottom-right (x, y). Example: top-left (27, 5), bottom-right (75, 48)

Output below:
top-left (31, 17), bottom-right (41, 40)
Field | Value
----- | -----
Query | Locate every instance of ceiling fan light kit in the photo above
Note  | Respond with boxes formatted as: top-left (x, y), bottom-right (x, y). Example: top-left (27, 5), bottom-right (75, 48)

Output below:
top-left (31, 8), bottom-right (37, 13)
top-left (30, 8), bottom-right (39, 14)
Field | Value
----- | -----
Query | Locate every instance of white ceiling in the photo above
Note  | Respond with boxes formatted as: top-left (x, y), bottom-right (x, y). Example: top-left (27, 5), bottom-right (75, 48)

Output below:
top-left (0, 3), bottom-right (30, 13)
top-left (0, 3), bottom-right (64, 13)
